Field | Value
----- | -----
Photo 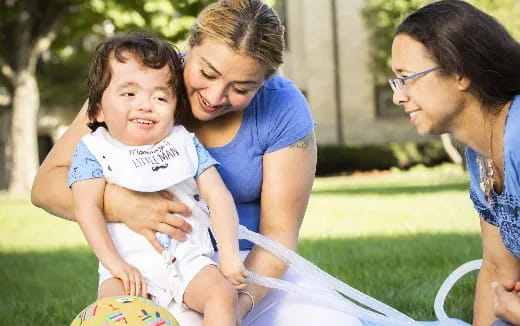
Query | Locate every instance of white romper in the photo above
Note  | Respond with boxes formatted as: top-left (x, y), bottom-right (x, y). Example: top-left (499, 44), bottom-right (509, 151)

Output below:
top-left (82, 125), bottom-right (215, 307)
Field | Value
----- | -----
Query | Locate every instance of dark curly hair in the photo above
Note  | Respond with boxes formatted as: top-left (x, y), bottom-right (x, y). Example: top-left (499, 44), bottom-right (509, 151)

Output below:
top-left (87, 31), bottom-right (188, 131)
top-left (396, 0), bottom-right (520, 111)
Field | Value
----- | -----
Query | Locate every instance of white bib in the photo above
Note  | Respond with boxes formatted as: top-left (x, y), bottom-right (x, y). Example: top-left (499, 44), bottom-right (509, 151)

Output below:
top-left (82, 125), bottom-right (198, 192)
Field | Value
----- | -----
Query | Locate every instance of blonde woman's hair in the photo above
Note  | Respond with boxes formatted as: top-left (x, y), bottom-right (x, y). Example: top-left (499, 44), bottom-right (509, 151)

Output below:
top-left (188, 0), bottom-right (285, 79)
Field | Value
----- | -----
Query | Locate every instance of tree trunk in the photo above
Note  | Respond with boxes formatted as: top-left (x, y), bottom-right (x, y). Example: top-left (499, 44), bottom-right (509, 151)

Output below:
top-left (8, 70), bottom-right (39, 195)
top-left (0, 108), bottom-right (11, 190)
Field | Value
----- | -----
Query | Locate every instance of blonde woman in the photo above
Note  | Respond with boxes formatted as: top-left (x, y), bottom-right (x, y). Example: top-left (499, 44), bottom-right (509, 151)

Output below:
top-left (32, 0), bottom-right (361, 325)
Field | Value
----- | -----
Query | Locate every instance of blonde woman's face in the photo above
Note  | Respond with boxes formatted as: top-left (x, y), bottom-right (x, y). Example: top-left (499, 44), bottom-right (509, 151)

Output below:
top-left (183, 38), bottom-right (265, 121)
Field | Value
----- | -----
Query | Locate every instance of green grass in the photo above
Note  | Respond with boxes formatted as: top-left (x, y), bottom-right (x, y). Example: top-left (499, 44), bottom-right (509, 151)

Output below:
top-left (0, 164), bottom-right (481, 325)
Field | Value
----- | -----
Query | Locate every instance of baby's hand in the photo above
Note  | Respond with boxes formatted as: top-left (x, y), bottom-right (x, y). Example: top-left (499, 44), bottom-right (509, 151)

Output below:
top-left (109, 260), bottom-right (147, 297)
top-left (220, 255), bottom-right (248, 290)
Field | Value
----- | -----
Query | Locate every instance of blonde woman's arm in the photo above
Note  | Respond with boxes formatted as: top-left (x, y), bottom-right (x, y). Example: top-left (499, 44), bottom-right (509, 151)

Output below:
top-left (31, 101), bottom-right (91, 219)
top-left (238, 130), bottom-right (317, 318)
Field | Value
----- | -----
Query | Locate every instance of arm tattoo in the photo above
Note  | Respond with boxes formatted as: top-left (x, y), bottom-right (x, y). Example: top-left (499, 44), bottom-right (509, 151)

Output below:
top-left (288, 130), bottom-right (315, 149)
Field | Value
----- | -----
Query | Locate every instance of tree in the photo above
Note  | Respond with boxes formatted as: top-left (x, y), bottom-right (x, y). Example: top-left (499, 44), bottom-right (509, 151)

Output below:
top-left (362, 0), bottom-right (520, 81)
top-left (361, 0), bottom-right (520, 164)
top-left (0, 0), bottom-right (212, 195)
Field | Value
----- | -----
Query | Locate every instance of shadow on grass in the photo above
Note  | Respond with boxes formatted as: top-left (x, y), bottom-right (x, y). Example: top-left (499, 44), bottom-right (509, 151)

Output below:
top-left (297, 232), bottom-right (480, 324)
top-left (1, 233), bottom-right (480, 325)
top-left (312, 181), bottom-right (469, 196)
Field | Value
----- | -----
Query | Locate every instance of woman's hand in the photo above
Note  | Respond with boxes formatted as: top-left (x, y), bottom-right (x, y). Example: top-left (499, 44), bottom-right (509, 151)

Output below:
top-left (492, 281), bottom-right (520, 325)
top-left (104, 185), bottom-right (193, 253)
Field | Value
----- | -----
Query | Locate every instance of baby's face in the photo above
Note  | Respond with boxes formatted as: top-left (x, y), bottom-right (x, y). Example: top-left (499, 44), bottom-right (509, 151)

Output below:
top-left (96, 51), bottom-right (176, 146)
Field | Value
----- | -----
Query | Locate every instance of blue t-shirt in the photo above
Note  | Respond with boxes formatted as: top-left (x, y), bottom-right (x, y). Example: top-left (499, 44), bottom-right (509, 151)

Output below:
top-left (68, 133), bottom-right (218, 187)
top-left (466, 95), bottom-right (520, 258)
top-left (204, 75), bottom-right (314, 249)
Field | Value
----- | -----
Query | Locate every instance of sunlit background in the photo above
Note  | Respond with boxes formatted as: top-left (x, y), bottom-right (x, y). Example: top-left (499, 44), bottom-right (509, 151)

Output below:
top-left (1, 1), bottom-right (518, 324)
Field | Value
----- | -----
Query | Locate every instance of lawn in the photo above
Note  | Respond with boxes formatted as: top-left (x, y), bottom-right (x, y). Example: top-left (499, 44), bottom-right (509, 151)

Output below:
top-left (0, 164), bottom-right (481, 325)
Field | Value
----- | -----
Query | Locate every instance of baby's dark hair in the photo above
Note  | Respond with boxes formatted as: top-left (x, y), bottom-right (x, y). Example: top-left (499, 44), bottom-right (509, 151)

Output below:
top-left (87, 31), bottom-right (188, 131)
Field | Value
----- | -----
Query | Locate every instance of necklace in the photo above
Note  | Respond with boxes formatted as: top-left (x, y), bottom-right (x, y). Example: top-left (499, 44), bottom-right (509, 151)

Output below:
top-left (477, 114), bottom-right (496, 208)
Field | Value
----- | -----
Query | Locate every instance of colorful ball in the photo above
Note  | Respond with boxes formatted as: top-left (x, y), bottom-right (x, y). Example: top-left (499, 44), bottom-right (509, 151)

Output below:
top-left (70, 296), bottom-right (179, 326)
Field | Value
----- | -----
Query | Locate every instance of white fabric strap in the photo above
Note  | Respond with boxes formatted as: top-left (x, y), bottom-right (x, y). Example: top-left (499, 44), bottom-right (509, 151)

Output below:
top-left (172, 186), bottom-right (477, 326)
top-left (434, 259), bottom-right (482, 324)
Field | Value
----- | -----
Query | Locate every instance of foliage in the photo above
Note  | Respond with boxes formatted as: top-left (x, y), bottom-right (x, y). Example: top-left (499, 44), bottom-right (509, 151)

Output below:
top-left (0, 0), bottom-right (214, 109)
top-left (361, 0), bottom-right (425, 81)
top-left (0, 0), bottom-right (215, 193)
top-left (316, 141), bottom-right (449, 175)
top-left (1, 0), bottom-right (281, 110)
top-left (362, 0), bottom-right (520, 81)
top-left (38, 0), bottom-right (212, 110)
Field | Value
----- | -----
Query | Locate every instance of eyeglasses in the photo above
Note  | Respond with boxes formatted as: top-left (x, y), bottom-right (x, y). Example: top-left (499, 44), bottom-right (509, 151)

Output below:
top-left (388, 67), bottom-right (439, 94)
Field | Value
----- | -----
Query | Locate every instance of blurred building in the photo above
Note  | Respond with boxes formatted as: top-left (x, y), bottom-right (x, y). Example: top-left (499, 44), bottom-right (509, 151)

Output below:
top-left (280, 0), bottom-right (428, 145)
top-left (32, 0), bottom-right (431, 149)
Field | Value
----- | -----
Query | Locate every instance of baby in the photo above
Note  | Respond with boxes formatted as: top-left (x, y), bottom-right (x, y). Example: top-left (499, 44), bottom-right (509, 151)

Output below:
top-left (68, 31), bottom-right (246, 325)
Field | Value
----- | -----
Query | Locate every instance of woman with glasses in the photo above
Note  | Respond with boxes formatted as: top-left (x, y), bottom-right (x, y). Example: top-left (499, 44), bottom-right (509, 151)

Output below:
top-left (390, 1), bottom-right (520, 325)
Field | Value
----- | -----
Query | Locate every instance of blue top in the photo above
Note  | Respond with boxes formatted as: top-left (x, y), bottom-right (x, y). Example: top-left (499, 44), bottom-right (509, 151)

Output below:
top-left (68, 134), bottom-right (218, 187)
top-left (204, 75), bottom-right (314, 249)
top-left (466, 95), bottom-right (520, 258)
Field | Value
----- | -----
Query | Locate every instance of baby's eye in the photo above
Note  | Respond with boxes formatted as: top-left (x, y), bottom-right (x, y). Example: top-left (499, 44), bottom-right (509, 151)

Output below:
top-left (121, 92), bottom-right (134, 97)
top-left (153, 93), bottom-right (170, 102)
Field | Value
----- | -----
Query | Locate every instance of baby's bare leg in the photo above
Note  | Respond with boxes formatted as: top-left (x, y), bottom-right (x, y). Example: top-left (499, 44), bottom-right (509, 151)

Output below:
top-left (98, 277), bottom-right (126, 299)
top-left (183, 265), bottom-right (238, 326)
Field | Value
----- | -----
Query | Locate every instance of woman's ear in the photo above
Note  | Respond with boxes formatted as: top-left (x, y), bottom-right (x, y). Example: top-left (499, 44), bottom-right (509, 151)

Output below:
top-left (455, 74), bottom-right (471, 91)
top-left (183, 40), bottom-right (191, 54)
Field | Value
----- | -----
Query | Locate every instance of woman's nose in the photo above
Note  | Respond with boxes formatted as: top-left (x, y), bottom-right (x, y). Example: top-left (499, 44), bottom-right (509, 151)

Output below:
top-left (392, 89), bottom-right (409, 105)
top-left (205, 83), bottom-right (228, 107)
